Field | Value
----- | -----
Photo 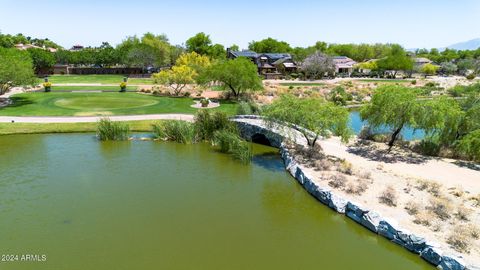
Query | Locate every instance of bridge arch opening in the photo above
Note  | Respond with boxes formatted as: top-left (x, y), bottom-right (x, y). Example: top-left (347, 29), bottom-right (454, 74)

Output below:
top-left (251, 133), bottom-right (272, 146)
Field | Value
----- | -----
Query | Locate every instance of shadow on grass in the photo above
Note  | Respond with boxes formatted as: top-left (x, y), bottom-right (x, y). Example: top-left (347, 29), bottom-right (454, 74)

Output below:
top-left (347, 141), bottom-right (431, 164)
top-left (2, 96), bottom-right (34, 108)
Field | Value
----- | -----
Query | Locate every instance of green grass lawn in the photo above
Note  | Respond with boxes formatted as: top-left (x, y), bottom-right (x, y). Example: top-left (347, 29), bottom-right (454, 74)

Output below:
top-left (0, 120), bottom-right (159, 135)
top-left (47, 75), bottom-right (153, 85)
top-left (0, 92), bottom-right (238, 116)
top-left (46, 86), bottom-right (138, 91)
top-left (279, 82), bottom-right (325, 87)
top-left (359, 79), bottom-right (414, 83)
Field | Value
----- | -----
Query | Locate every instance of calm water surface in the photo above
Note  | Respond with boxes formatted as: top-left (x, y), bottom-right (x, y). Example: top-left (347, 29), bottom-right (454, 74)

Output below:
top-left (0, 134), bottom-right (432, 270)
top-left (349, 110), bottom-right (426, 140)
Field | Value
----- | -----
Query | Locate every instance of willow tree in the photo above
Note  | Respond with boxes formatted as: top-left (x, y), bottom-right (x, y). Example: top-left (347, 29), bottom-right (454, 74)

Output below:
top-left (263, 94), bottom-right (351, 147)
top-left (360, 85), bottom-right (420, 150)
top-left (0, 48), bottom-right (36, 94)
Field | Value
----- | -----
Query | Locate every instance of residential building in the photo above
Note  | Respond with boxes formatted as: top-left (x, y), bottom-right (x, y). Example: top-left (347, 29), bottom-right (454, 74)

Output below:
top-left (227, 48), bottom-right (297, 79)
top-left (333, 56), bottom-right (357, 76)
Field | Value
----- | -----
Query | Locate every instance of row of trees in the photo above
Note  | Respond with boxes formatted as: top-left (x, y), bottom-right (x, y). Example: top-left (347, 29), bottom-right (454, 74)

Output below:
top-left (361, 85), bottom-right (480, 161)
top-left (3, 30), bottom-right (479, 77)
top-left (248, 38), bottom-right (396, 62)
top-left (301, 45), bottom-right (415, 79)
top-left (0, 32), bottom-right (235, 73)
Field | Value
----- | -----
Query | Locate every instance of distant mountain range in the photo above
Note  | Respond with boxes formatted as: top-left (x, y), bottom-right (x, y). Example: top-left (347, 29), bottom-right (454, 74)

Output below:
top-left (444, 38), bottom-right (480, 51)
top-left (408, 38), bottom-right (480, 52)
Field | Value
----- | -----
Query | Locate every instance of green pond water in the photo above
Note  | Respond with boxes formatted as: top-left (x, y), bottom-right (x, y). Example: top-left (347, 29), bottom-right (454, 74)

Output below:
top-left (0, 134), bottom-right (432, 270)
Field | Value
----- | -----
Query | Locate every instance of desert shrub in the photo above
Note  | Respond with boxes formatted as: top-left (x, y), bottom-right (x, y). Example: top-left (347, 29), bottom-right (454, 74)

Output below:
top-left (314, 159), bottom-right (333, 171)
top-left (427, 182), bottom-right (443, 196)
top-left (471, 194), bottom-right (480, 207)
top-left (212, 130), bottom-right (252, 163)
top-left (379, 186), bottom-right (398, 207)
top-left (447, 225), bottom-right (473, 253)
top-left (428, 197), bottom-right (452, 220)
top-left (466, 224), bottom-right (480, 239)
top-left (455, 205), bottom-right (472, 221)
top-left (289, 85), bottom-right (294, 90)
top-left (466, 73), bottom-right (476, 80)
top-left (405, 201), bottom-right (420, 215)
top-left (96, 118), bottom-right (130, 141)
top-left (415, 179), bottom-right (430, 191)
top-left (337, 160), bottom-right (353, 175)
top-left (328, 86), bottom-right (353, 106)
top-left (449, 186), bottom-right (464, 198)
top-left (292, 144), bottom-right (324, 162)
top-left (411, 80), bottom-right (417, 85)
top-left (413, 210), bottom-right (434, 226)
top-left (345, 182), bottom-right (357, 194)
top-left (415, 180), bottom-right (442, 196)
top-left (152, 121), bottom-right (196, 144)
top-left (345, 178), bottom-right (369, 195)
top-left (328, 174), bottom-right (347, 189)
top-left (358, 171), bottom-right (372, 179)
top-left (194, 110), bottom-right (234, 141)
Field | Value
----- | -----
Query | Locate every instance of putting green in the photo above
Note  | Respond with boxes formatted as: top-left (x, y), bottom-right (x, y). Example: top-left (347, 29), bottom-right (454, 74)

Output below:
top-left (54, 96), bottom-right (159, 111)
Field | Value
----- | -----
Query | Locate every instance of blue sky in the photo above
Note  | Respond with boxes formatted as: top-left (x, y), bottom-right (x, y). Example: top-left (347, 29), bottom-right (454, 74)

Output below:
top-left (1, 0), bottom-right (479, 49)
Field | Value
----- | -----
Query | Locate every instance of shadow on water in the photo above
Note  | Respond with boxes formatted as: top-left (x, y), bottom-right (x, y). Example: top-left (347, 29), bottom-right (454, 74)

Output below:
top-left (252, 151), bottom-right (285, 172)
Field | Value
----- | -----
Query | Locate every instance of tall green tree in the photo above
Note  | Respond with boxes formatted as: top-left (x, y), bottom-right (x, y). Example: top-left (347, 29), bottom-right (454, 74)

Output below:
top-left (116, 33), bottom-right (171, 68)
top-left (263, 94), bottom-right (351, 147)
top-left (27, 48), bottom-right (56, 73)
top-left (248, 38), bottom-right (292, 53)
top-left (376, 45), bottom-right (413, 78)
top-left (208, 43), bottom-right (226, 59)
top-left (186, 32), bottom-right (212, 55)
top-left (360, 85), bottom-right (420, 149)
top-left (141, 32), bottom-right (171, 66)
top-left (0, 48), bottom-right (36, 94)
top-left (199, 57), bottom-right (263, 98)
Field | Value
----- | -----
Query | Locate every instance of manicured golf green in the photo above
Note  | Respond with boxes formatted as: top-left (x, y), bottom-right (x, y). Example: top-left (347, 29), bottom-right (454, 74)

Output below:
top-left (46, 86), bottom-right (137, 91)
top-left (47, 75), bottom-right (153, 85)
top-left (0, 92), bottom-right (238, 116)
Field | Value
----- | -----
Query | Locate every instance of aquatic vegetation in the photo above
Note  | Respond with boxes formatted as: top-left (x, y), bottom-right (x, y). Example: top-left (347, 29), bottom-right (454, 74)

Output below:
top-left (96, 118), bottom-right (130, 141)
top-left (212, 130), bottom-right (252, 164)
top-left (152, 121), bottom-right (197, 144)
